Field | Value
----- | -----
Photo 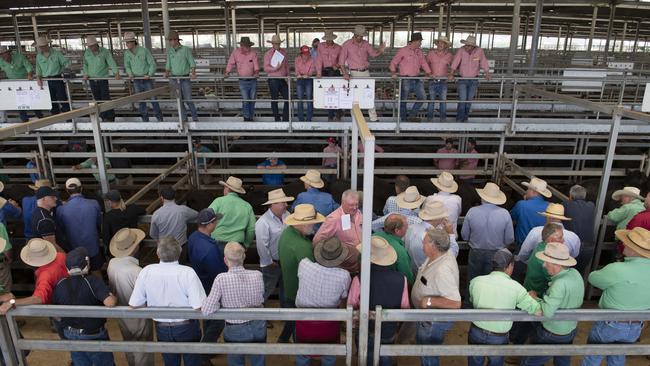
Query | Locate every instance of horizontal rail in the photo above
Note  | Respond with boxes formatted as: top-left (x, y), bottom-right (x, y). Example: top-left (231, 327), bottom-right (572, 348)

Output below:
top-left (380, 344), bottom-right (650, 357)
top-left (504, 153), bottom-right (646, 161)
top-left (379, 309), bottom-right (650, 322)
top-left (198, 152), bottom-right (338, 158)
top-left (203, 168), bottom-right (337, 174)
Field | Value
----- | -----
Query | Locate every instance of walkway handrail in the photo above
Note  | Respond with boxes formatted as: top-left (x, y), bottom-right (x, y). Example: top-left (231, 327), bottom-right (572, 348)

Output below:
top-left (124, 153), bottom-right (191, 206)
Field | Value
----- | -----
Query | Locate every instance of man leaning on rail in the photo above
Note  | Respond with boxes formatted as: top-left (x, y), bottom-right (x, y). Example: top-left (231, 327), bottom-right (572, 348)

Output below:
top-left (447, 35), bottom-right (491, 122)
top-left (82, 35), bottom-right (120, 122)
top-left (165, 30), bottom-right (199, 122)
top-left (0, 45), bottom-right (43, 122)
top-left (123, 31), bottom-right (164, 122)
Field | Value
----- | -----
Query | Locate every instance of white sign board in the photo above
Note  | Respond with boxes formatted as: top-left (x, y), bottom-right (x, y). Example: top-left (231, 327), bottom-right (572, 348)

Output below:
top-left (313, 78), bottom-right (375, 110)
top-left (0, 81), bottom-right (52, 111)
top-left (561, 68), bottom-right (607, 92)
top-left (607, 62), bottom-right (634, 70)
top-left (641, 83), bottom-right (650, 112)
top-left (195, 59), bottom-right (211, 67)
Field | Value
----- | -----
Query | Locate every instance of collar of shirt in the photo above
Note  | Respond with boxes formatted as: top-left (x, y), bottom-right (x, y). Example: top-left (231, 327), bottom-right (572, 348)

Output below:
top-left (488, 270), bottom-right (511, 280)
top-left (159, 260), bottom-right (180, 266)
top-left (194, 230), bottom-right (216, 243)
top-left (423, 250), bottom-right (450, 268)
top-left (529, 195), bottom-right (545, 202)
top-left (228, 266), bottom-right (245, 273)
top-left (624, 256), bottom-right (650, 264)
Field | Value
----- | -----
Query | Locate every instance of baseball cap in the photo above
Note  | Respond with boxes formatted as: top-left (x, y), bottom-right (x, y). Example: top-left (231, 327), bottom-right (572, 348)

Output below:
top-left (300, 45), bottom-right (310, 54)
top-left (66, 247), bottom-right (89, 271)
top-left (65, 177), bottom-right (82, 189)
top-left (197, 208), bottom-right (223, 225)
top-left (327, 137), bottom-right (337, 144)
top-left (160, 187), bottom-right (176, 200)
top-left (103, 189), bottom-right (122, 202)
top-left (35, 186), bottom-right (57, 200)
top-left (492, 248), bottom-right (514, 269)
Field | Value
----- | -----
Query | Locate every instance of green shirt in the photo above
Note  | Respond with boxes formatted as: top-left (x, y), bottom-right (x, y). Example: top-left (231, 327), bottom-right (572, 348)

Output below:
top-left (124, 46), bottom-right (156, 77)
top-left (208, 192), bottom-right (256, 247)
top-left (374, 231), bottom-right (414, 286)
top-left (469, 271), bottom-right (541, 333)
top-left (165, 45), bottom-right (196, 76)
top-left (79, 158), bottom-right (115, 183)
top-left (589, 256), bottom-right (650, 310)
top-left (278, 226), bottom-right (315, 301)
top-left (82, 47), bottom-right (119, 78)
top-left (36, 48), bottom-right (69, 77)
top-left (0, 52), bottom-right (32, 79)
top-left (523, 242), bottom-right (552, 297)
top-left (607, 199), bottom-right (645, 230)
top-left (0, 222), bottom-right (12, 255)
top-left (539, 268), bottom-right (584, 335)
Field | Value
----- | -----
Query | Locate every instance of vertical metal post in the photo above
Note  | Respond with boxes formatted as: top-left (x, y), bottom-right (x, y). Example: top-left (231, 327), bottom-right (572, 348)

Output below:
top-left (445, 1), bottom-right (451, 37)
top-left (593, 109), bottom-right (622, 238)
top-left (522, 15), bottom-right (529, 50)
top-left (563, 24), bottom-right (570, 52)
top-left (379, 26), bottom-right (383, 44)
top-left (506, 0), bottom-right (521, 77)
top-left (276, 23), bottom-right (280, 37)
top-left (162, 0), bottom-right (170, 48)
top-left (587, 6), bottom-right (598, 52)
top-left (556, 26), bottom-right (562, 50)
top-left (90, 103), bottom-right (110, 194)
top-left (619, 21), bottom-right (627, 52)
top-left (603, 3), bottom-right (616, 62)
top-left (231, 7), bottom-right (238, 49)
top-left (117, 22), bottom-right (123, 50)
top-left (390, 21), bottom-right (395, 48)
top-left (373, 306), bottom-right (382, 366)
top-left (351, 121), bottom-right (358, 190)
top-left (633, 20), bottom-right (641, 52)
top-left (438, 5), bottom-right (444, 37)
top-left (491, 30), bottom-right (495, 49)
top-left (528, 0), bottom-right (543, 75)
top-left (479, 22), bottom-right (484, 46)
top-left (408, 15), bottom-right (414, 37)
top-left (107, 22), bottom-right (113, 51)
top-left (343, 130), bottom-right (349, 180)
top-left (224, 4), bottom-right (232, 54)
top-left (0, 314), bottom-right (18, 366)
top-left (192, 29), bottom-right (196, 50)
top-left (213, 31), bottom-right (218, 48)
top-left (141, 0), bottom-right (152, 50)
top-left (31, 14), bottom-right (38, 40)
top-left (474, 22), bottom-right (479, 36)
top-left (159, 28), bottom-right (164, 49)
top-left (260, 17), bottom-right (265, 50)
top-left (286, 28), bottom-right (290, 49)
top-left (371, 29), bottom-right (376, 46)
top-left (345, 306), bottom-right (353, 366)
top-left (12, 13), bottom-right (22, 52)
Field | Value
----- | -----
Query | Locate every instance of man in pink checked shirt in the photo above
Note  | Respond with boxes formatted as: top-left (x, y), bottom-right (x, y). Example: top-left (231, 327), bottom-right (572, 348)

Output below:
top-left (315, 30), bottom-right (343, 121)
top-left (426, 35), bottom-right (454, 122)
top-left (339, 25), bottom-right (386, 122)
top-left (448, 35), bottom-right (491, 122)
top-left (435, 138), bottom-right (459, 171)
top-left (294, 45), bottom-right (315, 122)
top-left (264, 35), bottom-right (289, 121)
top-left (225, 37), bottom-right (259, 122)
top-left (313, 189), bottom-right (362, 247)
top-left (390, 32), bottom-right (432, 123)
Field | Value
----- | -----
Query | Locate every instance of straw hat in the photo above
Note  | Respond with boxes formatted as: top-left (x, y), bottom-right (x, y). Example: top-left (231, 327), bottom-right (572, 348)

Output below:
top-left (521, 177), bottom-right (552, 198)
top-left (396, 186), bottom-right (426, 209)
top-left (168, 31), bottom-right (181, 41)
top-left (314, 237), bottom-right (349, 268)
top-left (353, 25), bottom-right (367, 37)
top-left (123, 32), bottom-right (137, 42)
top-left (109, 228), bottom-right (146, 258)
top-left (285, 204), bottom-right (326, 226)
top-left (616, 227), bottom-right (650, 259)
top-left (322, 30), bottom-right (338, 41)
top-left (538, 203), bottom-right (571, 221)
top-left (21, 238), bottom-right (57, 267)
top-left (29, 179), bottom-right (52, 191)
top-left (0, 182), bottom-right (4, 193)
top-left (219, 176), bottom-right (246, 194)
top-left (611, 186), bottom-right (643, 201)
top-left (419, 200), bottom-right (448, 221)
top-left (460, 35), bottom-right (477, 47)
top-left (35, 36), bottom-right (50, 47)
top-left (267, 35), bottom-right (284, 44)
top-left (300, 169), bottom-right (325, 189)
top-left (535, 242), bottom-right (577, 267)
top-left (85, 35), bottom-right (99, 47)
top-left (263, 188), bottom-right (294, 205)
top-left (476, 182), bottom-right (507, 205)
top-left (435, 35), bottom-right (451, 46)
top-left (356, 236), bottom-right (397, 266)
top-left (431, 171), bottom-right (458, 193)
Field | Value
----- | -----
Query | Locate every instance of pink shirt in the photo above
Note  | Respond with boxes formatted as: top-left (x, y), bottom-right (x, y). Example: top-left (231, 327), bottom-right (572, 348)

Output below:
top-left (426, 50), bottom-right (454, 77)
top-left (264, 48), bottom-right (289, 77)
top-left (338, 39), bottom-right (380, 71)
top-left (450, 46), bottom-right (489, 78)
top-left (389, 45), bottom-right (431, 77)
top-left (225, 48), bottom-right (259, 77)
top-left (434, 147), bottom-right (458, 170)
top-left (460, 147), bottom-right (479, 179)
top-left (316, 42), bottom-right (342, 71)
top-left (347, 275), bottom-right (410, 309)
top-left (294, 55), bottom-right (315, 76)
top-left (313, 206), bottom-right (362, 247)
top-left (323, 144), bottom-right (343, 167)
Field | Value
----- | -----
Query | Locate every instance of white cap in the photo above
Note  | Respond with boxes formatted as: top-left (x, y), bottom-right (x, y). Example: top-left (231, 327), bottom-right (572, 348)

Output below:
top-left (65, 177), bottom-right (82, 189)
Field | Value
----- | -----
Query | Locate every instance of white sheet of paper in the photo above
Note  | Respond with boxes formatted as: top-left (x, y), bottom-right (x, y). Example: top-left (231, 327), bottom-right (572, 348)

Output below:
top-left (341, 214), bottom-right (352, 231)
top-left (339, 88), bottom-right (354, 109)
top-left (15, 89), bottom-right (37, 110)
top-left (270, 50), bottom-right (285, 68)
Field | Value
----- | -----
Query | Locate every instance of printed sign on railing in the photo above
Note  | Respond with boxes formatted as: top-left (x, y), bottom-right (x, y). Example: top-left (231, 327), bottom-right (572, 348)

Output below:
top-left (313, 78), bottom-right (375, 110)
top-left (0, 80), bottom-right (52, 111)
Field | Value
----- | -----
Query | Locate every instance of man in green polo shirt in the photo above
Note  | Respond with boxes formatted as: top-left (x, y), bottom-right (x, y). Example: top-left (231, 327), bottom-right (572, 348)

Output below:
top-left (373, 213), bottom-right (414, 286)
top-left (82, 35), bottom-right (120, 122)
top-left (164, 31), bottom-right (198, 122)
top-left (0, 223), bottom-right (13, 292)
top-left (122, 31), bottom-right (163, 122)
top-left (0, 46), bottom-right (44, 122)
top-left (582, 226), bottom-right (650, 366)
top-left (208, 176), bottom-right (256, 248)
top-left (607, 186), bottom-right (645, 230)
top-left (35, 36), bottom-right (70, 115)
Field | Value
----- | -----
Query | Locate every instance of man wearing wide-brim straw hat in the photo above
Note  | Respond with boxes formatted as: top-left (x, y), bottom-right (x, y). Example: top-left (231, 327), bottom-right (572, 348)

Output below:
top-left (426, 34), bottom-right (453, 121)
top-left (122, 31), bottom-right (164, 122)
top-left (82, 34), bottom-right (120, 122)
top-left (371, 186), bottom-right (425, 232)
top-left (315, 29), bottom-right (344, 121)
top-left (607, 186), bottom-right (645, 230)
top-left (264, 35), bottom-right (290, 121)
top-left (390, 31), bottom-right (432, 123)
top-left (448, 34), bottom-right (491, 122)
top-left (208, 176), bottom-right (256, 248)
top-left (0, 45), bottom-right (44, 122)
top-left (582, 226), bottom-right (650, 366)
top-left (429, 171), bottom-right (462, 237)
top-left (511, 177), bottom-right (552, 248)
top-left (292, 170), bottom-right (339, 229)
top-left (225, 36), bottom-right (259, 122)
top-left (35, 35), bottom-right (71, 115)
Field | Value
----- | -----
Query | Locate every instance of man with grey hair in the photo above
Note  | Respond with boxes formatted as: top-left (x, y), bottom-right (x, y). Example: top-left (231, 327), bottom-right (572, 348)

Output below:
top-left (129, 236), bottom-right (206, 366)
top-left (203, 242), bottom-right (266, 366)
top-left (562, 184), bottom-right (595, 245)
top-left (313, 189), bottom-right (362, 247)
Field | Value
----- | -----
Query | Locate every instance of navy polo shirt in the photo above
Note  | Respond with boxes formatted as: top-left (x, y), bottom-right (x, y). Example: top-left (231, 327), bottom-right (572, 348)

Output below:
top-left (52, 275), bottom-right (111, 331)
top-left (31, 206), bottom-right (57, 239)
top-left (257, 159), bottom-right (285, 186)
top-left (187, 230), bottom-right (227, 293)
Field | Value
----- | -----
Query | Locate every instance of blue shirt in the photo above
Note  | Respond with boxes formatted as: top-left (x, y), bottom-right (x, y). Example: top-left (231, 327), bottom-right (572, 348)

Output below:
top-left (0, 202), bottom-right (21, 225)
top-left (187, 230), bottom-right (227, 293)
top-left (462, 203), bottom-right (514, 250)
top-left (22, 195), bottom-right (37, 239)
top-left (258, 159), bottom-right (285, 186)
top-left (292, 187), bottom-right (340, 230)
top-left (56, 195), bottom-right (102, 257)
top-left (196, 145), bottom-right (212, 169)
top-left (26, 161), bottom-right (40, 183)
top-left (510, 196), bottom-right (549, 246)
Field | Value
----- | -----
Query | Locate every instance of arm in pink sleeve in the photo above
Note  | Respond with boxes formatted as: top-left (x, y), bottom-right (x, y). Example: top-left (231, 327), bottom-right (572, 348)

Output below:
top-left (479, 49), bottom-right (489, 74)
top-left (312, 216), bottom-right (338, 245)
top-left (225, 52), bottom-right (237, 74)
top-left (450, 50), bottom-right (461, 72)
top-left (347, 276), bottom-right (361, 308)
top-left (263, 51), bottom-right (273, 73)
top-left (253, 53), bottom-right (260, 73)
top-left (389, 50), bottom-right (401, 73)
top-left (420, 52), bottom-right (432, 74)
top-left (338, 44), bottom-right (348, 67)
top-left (293, 58), bottom-right (299, 76)
top-left (400, 277), bottom-right (410, 309)
top-left (366, 42), bottom-right (381, 58)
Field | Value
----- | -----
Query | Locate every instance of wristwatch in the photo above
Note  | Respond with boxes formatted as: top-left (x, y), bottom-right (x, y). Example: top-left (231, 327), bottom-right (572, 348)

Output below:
top-left (426, 297), bottom-right (432, 308)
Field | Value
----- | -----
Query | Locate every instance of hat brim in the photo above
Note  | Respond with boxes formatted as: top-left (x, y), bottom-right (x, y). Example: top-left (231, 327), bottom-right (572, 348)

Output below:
top-left (20, 241), bottom-right (57, 267)
top-left (435, 39), bottom-right (451, 45)
top-left (109, 229), bottom-right (146, 258)
top-left (521, 181), bottom-right (552, 198)
top-left (476, 188), bottom-right (507, 205)
top-left (314, 241), bottom-right (349, 268)
top-left (322, 35), bottom-right (338, 40)
top-left (396, 195), bottom-right (425, 209)
top-left (219, 181), bottom-right (246, 194)
top-left (535, 250), bottom-right (577, 267)
top-left (240, 41), bottom-right (255, 46)
top-left (611, 190), bottom-right (644, 201)
top-left (356, 241), bottom-right (397, 266)
top-left (285, 212), bottom-right (326, 226)
top-left (615, 229), bottom-right (650, 259)
top-left (263, 196), bottom-right (295, 205)
top-left (418, 210), bottom-right (448, 221)
top-left (87, 41), bottom-right (98, 46)
top-left (538, 211), bottom-right (572, 221)
top-left (124, 39), bottom-right (137, 43)
top-left (431, 178), bottom-right (458, 193)
top-left (460, 39), bottom-right (477, 46)
top-left (266, 39), bottom-right (284, 44)
top-left (300, 175), bottom-right (325, 189)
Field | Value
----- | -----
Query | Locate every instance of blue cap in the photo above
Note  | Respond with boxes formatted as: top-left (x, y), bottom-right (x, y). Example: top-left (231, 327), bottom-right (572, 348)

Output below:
top-left (66, 247), bottom-right (89, 271)
top-left (197, 208), bottom-right (223, 226)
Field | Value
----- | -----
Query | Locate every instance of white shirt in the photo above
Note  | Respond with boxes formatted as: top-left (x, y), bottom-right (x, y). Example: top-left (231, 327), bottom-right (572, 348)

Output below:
top-left (517, 225), bottom-right (581, 263)
top-left (255, 209), bottom-right (288, 267)
top-left (405, 221), bottom-right (459, 274)
top-left (428, 192), bottom-right (462, 237)
top-left (129, 261), bottom-right (206, 322)
top-left (411, 251), bottom-right (461, 306)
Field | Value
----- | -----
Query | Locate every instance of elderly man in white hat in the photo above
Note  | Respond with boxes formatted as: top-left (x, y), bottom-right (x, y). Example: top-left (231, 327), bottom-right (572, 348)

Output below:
top-left (82, 35), bottom-right (120, 121)
top-left (35, 36), bottom-right (70, 115)
top-left (315, 30), bottom-right (344, 121)
top-left (517, 203), bottom-right (581, 262)
top-left (339, 24), bottom-right (386, 122)
top-left (511, 177), bottom-right (552, 248)
top-left (429, 171), bottom-right (462, 237)
top-left (123, 31), bottom-right (164, 122)
top-left (293, 170), bottom-right (339, 228)
top-left (225, 36), bottom-right (259, 121)
top-left (264, 35), bottom-right (290, 121)
top-left (448, 34), bottom-right (491, 122)
top-left (0, 46), bottom-right (44, 122)
top-left (371, 186), bottom-right (425, 232)
top-left (207, 176), bottom-right (255, 249)
top-left (607, 186), bottom-right (645, 230)
top-left (426, 35), bottom-right (454, 121)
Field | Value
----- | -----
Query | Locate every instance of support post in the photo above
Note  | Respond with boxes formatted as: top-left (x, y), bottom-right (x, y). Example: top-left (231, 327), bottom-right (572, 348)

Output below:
top-left (351, 123), bottom-right (358, 190)
top-left (587, 6), bottom-right (598, 52)
top-left (408, 15), bottom-right (414, 37)
top-left (12, 14), bottom-right (22, 52)
top-left (563, 25), bottom-right (570, 52)
top-left (117, 22), bottom-right (123, 50)
top-left (0, 317), bottom-right (18, 366)
top-left (528, 0), bottom-right (543, 75)
top-left (633, 20), bottom-right (641, 52)
top-left (224, 5), bottom-right (231, 54)
top-left (438, 5), bottom-right (444, 38)
top-left (141, 0), bottom-right (152, 50)
top-left (107, 22), bottom-right (113, 51)
top-left (90, 103), bottom-right (110, 194)
top-left (603, 3), bottom-right (616, 62)
top-left (506, 0), bottom-right (521, 77)
top-left (390, 21), bottom-right (395, 48)
top-left (619, 21), bottom-right (627, 52)
top-left (162, 0), bottom-right (170, 48)
top-left (259, 17), bottom-right (265, 50)
top-left (557, 26), bottom-right (562, 50)
top-left (379, 26), bottom-right (383, 44)
top-left (474, 22), bottom-right (479, 36)
top-left (593, 109), bottom-right (622, 240)
top-left (31, 14), bottom-right (38, 40)
top-left (522, 15), bottom-right (529, 50)
top-left (445, 2), bottom-right (451, 37)
top-left (479, 22), bottom-right (484, 46)
top-left (231, 7), bottom-right (237, 49)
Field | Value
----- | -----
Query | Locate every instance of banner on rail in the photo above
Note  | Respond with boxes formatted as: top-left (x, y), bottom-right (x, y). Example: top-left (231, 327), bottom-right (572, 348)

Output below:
top-left (0, 80), bottom-right (52, 111)
top-left (313, 78), bottom-right (375, 110)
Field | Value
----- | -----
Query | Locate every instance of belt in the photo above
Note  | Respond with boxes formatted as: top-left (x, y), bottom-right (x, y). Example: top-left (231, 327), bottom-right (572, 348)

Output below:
top-left (349, 68), bottom-right (368, 72)
top-left (239, 78), bottom-right (255, 81)
top-left (610, 320), bottom-right (643, 325)
top-left (471, 324), bottom-right (508, 337)
top-left (65, 326), bottom-right (103, 335)
top-left (541, 326), bottom-right (574, 337)
top-left (156, 320), bottom-right (192, 327)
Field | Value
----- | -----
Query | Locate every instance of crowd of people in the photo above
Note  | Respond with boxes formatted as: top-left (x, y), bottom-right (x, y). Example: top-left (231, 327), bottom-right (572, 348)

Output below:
top-left (0, 169), bottom-right (648, 366)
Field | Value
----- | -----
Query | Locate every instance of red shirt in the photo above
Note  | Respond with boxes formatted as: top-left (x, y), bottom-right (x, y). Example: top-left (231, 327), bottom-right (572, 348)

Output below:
top-left (338, 39), bottom-right (380, 71)
top-left (225, 47), bottom-right (259, 77)
top-left (315, 42), bottom-right (342, 72)
top-left (627, 209), bottom-right (650, 231)
top-left (263, 48), bottom-right (289, 77)
top-left (33, 252), bottom-right (68, 304)
top-left (294, 55), bottom-right (315, 76)
top-left (389, 45), bottom-right (431, 77)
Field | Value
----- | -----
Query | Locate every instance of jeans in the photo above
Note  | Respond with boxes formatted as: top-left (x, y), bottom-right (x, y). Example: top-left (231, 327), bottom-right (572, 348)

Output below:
top-left (133, 79), bottom-right (163, 122)
top-left (278, 299), bottom-right (296, 343)
top-left (468, 248), bottom-right (498, 286)
top-left (521, 324), bottom-right (576, 366)
top-left (416, 321), bottom-right (454, 366)
top-left (427, 80), bottom-right (448, 120)
top-left (89, 79), bottom-right (114, 121)
top-left (224, 320), bottom-right (267, 366)
top-left (296, 78), bottom-right (313, 121)
top-left (239, 79), bottom-right (257, 120)
top-left (170, 78), bottom-right (198, 121)
top-left (456, 79), bottom-right (479, 122)
top-left (296, 355), bottom-right (335, 366)
top-left (155, 320), bottom-right (203, 366)
top-left (268, 79), bottom-right (289, 121)
top-left (47, 80), bottom-right (70, 115)
top-left (581, 321), bottom-right (643, 366)
top-left (18, 110), bottom-right (43, 122)
top-left (261, 264), bottom-right (284, 303)
top-left (399, 79), bottom-right (426, 121)
top-left (63, 327), bottom-right (114, 366)
top-left (468, 325), bottom-right (509, 366)
top-left (201, 319), bottom-right (225, 363)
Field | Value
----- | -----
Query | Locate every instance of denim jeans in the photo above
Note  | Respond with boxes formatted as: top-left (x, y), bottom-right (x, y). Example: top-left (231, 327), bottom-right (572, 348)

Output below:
top-left (261, 264), bottom-right (283, 302)
top-left (47, 80), bottom-right (70, 115)
top-left (399, 79), bottom-right (426, 121)
top-left (201, 319), bottom-right (225, 364)
top-left (133, 79), bottom-right (163, 122)
top-left (239, 79), bottom-right (257, 119)
top-left (89, 79), bottom-right (114, 121)
top-left (521, 324), bottom-right (576, 366)
top-left (456, 79), bottom-right (479, 122)
top-left (296, 78), bottom-right (313, 121)
top-left (468, 325), bottom-right (509, 366)
top-left (268, 78), bottom-right (289, 121)
top-left (278, 299), bottom-right (296, 342)
top-left (224, 320), bottom-right (267, 366)
top-left (18, 110), bottom-right (43, 122)
top-left (170, 78), bottom-right (198, 122)
top-left (468, 249), bottom-right (498, 285)
top-left (155, 320), bottom-right (202, 366)
top-left (63, 327), bottom-right (115, 366)
top-left (581, 320), bottom-right (643, 366)
top-left (296, 355), bottom-right (336, 366)
top-left (427, 80), bottom-right (448, 120)
top-left (416, 321), bottom-right (454, 366)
